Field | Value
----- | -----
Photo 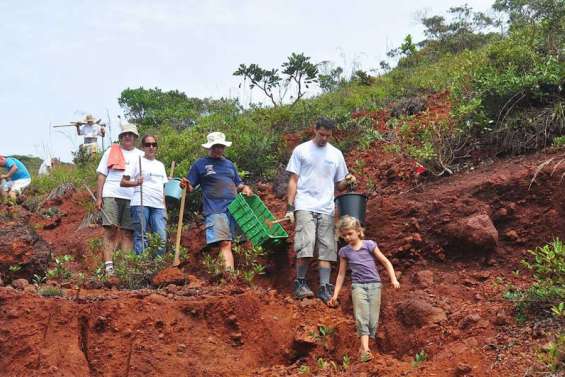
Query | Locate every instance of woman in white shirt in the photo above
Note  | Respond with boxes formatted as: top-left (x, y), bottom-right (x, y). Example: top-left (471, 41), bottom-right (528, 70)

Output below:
top-left (121, 135), bottom-right (168, 255)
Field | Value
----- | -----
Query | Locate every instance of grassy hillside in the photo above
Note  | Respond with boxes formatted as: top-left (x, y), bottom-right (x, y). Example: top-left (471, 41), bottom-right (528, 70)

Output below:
top-left (32, 1), bottom-right (564, 192)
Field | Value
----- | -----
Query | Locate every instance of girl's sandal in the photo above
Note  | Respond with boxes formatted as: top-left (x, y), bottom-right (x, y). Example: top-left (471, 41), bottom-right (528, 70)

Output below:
top-left (359, 351), bottom-right (374, 363)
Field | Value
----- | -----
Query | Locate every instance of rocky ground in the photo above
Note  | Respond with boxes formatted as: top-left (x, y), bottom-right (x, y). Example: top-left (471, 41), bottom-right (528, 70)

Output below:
top-left (1, 93), bottom-right (564, 376)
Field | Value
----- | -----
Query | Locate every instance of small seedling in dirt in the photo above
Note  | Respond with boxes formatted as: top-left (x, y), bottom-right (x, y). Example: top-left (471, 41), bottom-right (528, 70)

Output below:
top-left (512, 269), bottom-right (520, 277)
top-left (232, 244), bottom-right (266, 286)
top-left (47, 255), bottom-right (74, 282)
top-left (32, 273), bottom-right (47, 285)
top-left (412, 350), bottom-right (427, 367)
top-left (309, 325), bottom-right (335, 342)
top-left (202, 253), bottom-right (226, 280)
top-left (73, 272), bottom-right (87, 287)
top-left (39, 286), bottom-right (64, 297)
top-left (5, 264), bottom-right (23, 284)
top-left (316, 357), bottom-right (329, 370)
top-left (515, 307), bottom-right (528, 325)
top-left (8, 264), bottom-right (22, 274)
top-left (538, 333), bottom-right (565, 372)
top-left (342, 354), bottom-right (351, 369)
top-left (297, 365), bottom-right (310, 374)
top-left (318, 325), bottom-right (335, 337)
top-left (87, 238), bottom-right (103, 252)
top-left (551, 302), bottom-right (565, 318)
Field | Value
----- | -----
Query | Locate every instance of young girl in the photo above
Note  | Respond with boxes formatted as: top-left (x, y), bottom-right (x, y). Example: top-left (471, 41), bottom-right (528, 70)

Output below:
top-left (328, 215), bottom-right (400, 362)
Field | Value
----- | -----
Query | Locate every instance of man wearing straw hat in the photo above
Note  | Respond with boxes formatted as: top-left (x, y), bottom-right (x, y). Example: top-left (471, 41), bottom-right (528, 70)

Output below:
top-left (75, 114), bottom-right (105, 155)
top-left (181, 132), bottom-right (253, 271)
top-left (95, 122), bottom-right (143, 275)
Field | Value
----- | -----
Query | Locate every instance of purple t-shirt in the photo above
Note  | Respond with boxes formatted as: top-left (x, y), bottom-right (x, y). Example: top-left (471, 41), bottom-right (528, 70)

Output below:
top-left (338, 240), bottom-right (381, 284)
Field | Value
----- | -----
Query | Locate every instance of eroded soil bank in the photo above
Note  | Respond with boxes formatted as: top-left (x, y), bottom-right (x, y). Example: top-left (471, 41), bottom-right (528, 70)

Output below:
top-left (1, 149), bottom-right (564, 376)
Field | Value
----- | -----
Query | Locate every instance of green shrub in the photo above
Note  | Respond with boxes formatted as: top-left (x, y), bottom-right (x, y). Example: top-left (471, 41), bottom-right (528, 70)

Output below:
top-left (31, 161), bottom-right (97, 195)
top-left (505, 239), bottom-right (565, 320)
top-left (47, 255), bottom-right (74, 282)
top-left (233, 243), bottom-right (266, 285)
top-left (113, 234), bottom-right (183, 289)
top-left (553, 136), bottom-right (565, 147)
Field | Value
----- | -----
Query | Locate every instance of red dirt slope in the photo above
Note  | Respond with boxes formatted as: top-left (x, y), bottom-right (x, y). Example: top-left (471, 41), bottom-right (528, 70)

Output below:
top-left (0, 148), bottom-right (563, 376)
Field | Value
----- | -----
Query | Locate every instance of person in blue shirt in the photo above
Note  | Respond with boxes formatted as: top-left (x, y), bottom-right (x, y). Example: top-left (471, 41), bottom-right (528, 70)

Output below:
top-left (181, 132), bottom-right (252, 271)
top-left (0, 155), bottom-right (32, 201)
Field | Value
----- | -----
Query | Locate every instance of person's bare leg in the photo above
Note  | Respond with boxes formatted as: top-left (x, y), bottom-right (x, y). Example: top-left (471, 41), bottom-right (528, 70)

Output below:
top-left (219, 240), bottom-right (234, 270)
top-left (360, 335), bottom-right (370, 353)
top-left (103, 227), bottom-right (118, 274)
top-left (119, 229), bottom-right (133, 252)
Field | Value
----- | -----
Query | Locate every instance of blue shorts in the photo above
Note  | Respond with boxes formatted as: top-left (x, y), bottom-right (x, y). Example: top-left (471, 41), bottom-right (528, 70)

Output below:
top-left (205, 212), bottom-right (237, 244)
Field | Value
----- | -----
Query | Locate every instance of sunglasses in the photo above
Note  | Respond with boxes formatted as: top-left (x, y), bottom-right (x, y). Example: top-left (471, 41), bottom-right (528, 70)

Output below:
top-left (143, 142), bottom-right (158, 148)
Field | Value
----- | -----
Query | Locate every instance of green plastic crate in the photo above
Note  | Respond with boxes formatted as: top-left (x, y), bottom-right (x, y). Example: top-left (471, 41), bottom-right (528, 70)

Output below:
top-left (228, 194), bottom-right (288, 247)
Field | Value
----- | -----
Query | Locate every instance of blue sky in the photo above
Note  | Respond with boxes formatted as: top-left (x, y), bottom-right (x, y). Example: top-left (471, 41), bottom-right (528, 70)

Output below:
top-left (0, 0), bottom-right (494, 163)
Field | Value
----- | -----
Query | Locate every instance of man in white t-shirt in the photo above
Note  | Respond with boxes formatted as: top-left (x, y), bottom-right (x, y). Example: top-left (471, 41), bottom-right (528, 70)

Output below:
top-left (121, 135), bottom-right (168, 255)
top-left (76, 114), bottom-right (105, 155)
top-left (96, 122), bottom-right (144, 275)
top-left (285, 117), bottom-right (356, 303)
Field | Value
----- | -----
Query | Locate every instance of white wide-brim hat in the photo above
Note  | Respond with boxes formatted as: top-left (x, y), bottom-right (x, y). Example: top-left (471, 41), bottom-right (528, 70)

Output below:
top-left (83, 114), bottom-right (99, 123)
top-left (119, 122), bottom-right (139, 137)
top-left (202, 132), bottom-right (232, 149)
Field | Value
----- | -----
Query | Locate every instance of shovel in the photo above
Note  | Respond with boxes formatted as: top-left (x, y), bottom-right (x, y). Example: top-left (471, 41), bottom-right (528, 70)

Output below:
top-left (83, 184), bottom-right (115, 228)
top-left (173, 185), bottom-right (187, 267)
top-left (138, 156), bottom-right (146, 254)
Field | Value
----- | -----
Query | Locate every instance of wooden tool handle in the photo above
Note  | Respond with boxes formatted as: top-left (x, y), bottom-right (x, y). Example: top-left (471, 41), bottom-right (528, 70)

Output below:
top-left (173, 187), bottom-right (187, 266)
top-left (169, 161), bottom-right (176, 178)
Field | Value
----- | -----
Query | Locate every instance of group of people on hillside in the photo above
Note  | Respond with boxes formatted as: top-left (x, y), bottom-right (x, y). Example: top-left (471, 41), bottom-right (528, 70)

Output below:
top-left (95, 117), bottom-right (398, 361)
top-left (3, 116), bottom-right (399, 361)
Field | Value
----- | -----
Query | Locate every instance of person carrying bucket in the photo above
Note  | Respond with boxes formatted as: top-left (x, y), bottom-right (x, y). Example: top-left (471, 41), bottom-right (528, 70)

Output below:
top-left (284, 117), bottom-right (356, 304)
top-left (120, 135), bottom-right (168, 255)
top-left (95, 122), bottom-right (144, 275)
top-left (180, 132), bottom-right (253, 271)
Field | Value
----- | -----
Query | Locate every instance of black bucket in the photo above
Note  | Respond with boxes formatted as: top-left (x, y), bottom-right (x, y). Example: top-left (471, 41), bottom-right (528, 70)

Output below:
top-left (335, 192), bottom-right (368, 225)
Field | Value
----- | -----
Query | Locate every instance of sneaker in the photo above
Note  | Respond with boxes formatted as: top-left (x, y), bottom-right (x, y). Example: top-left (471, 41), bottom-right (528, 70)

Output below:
top-left (294, 279), bottom-right (315, 299)
top-left (318, 284), bottom-right (334, 304)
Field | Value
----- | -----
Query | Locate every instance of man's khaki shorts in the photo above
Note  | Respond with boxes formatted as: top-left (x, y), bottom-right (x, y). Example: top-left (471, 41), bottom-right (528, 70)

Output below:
top-left (294, 210), bottom-right (337, 261)
top-left (102, 197), bottom-right (133, 230)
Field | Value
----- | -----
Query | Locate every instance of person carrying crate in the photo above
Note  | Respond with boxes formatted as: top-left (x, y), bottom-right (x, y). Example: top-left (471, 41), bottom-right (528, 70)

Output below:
top-left (181, 132), bottom-right (252, 271)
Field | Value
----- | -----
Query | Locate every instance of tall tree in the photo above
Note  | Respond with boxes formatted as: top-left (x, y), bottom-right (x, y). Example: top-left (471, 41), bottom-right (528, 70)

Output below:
top-left (234, 52), bottom-right (318, 107)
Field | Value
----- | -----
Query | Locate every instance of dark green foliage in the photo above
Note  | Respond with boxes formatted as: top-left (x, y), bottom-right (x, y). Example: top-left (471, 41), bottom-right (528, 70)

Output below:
top-left (318, 63), bottom-right (345, 93)
top-left (505, 239), bottom-right (565, 320)
top-left (113, 233), bottom-right (185, 289)
top-left (493, 0), bottom-right (565, 56)
top-left (118, 87), bottom-right (241, 133)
